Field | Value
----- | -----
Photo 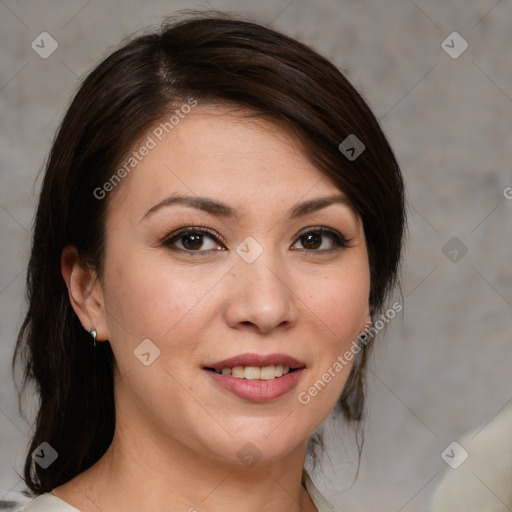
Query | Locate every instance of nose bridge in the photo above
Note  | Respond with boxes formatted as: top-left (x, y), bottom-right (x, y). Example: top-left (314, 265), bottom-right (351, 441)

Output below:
top-left (237, 237), bottom-right (291, 303)
top-left (224, 236), bottom-right (297, 332)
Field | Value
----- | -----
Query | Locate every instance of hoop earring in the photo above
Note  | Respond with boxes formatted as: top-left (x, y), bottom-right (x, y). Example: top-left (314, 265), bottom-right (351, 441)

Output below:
top-left (89, 328), bottom-right (97, 348)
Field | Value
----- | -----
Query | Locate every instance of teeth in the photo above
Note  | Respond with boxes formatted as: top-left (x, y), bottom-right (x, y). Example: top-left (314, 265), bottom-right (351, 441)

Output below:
top-left (232, 366), bottom-right (244, 378)
top-left (245, 366), bottom-right (261, 380)
top-left (259, 366), bottom-right (274, 380)
top-left (213, 364), bottom-right (292, 380)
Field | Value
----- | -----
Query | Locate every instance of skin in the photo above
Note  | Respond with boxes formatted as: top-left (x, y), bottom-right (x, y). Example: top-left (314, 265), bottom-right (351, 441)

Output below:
top-left (58, 104), bottom-right (371, 512)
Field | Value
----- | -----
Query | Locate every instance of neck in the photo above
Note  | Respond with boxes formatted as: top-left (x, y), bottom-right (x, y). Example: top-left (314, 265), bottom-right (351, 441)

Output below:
top-left (52, 411), bottom-right (317, 512)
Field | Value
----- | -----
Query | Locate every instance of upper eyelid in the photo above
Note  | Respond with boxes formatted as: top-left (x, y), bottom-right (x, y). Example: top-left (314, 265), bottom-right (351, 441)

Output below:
top-left (295, 225), bottom-right (345, 237)
top-left (164, 225), bottom-right (348, 248)
top-left (166, 225), bottom-right (226, 244)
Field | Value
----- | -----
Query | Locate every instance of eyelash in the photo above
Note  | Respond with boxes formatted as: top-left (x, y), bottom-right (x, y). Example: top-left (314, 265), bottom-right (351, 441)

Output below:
top-left (161, 223), bottom-right (351, 257)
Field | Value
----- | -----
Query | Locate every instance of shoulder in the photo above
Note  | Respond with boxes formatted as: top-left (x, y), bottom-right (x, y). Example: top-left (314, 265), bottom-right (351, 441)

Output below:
top-left (302, 468), bottom-right (338, 512)
top-left (16, 493), bottom-right (82, 512)
top-left (432, 407), bottom-right (512, 511)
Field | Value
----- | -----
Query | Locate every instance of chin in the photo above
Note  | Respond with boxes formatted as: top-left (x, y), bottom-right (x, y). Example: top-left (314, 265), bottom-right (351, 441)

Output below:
top-left (197, 429), bottom-right (306, 469)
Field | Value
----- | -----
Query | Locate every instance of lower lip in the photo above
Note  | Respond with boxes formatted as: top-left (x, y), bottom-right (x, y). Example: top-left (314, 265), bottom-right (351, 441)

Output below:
top-left (203, 368), bottom-right (306, 402)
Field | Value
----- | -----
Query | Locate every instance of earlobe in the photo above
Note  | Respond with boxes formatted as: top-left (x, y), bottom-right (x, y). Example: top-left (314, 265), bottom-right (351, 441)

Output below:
top-left (360, 308), bottom-right (373, 336)
top-left (61, 245), bottom-right (108, 341)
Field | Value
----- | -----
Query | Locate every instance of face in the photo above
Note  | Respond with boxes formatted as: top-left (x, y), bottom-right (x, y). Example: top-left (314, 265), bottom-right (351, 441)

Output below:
top-left (94, 104), bottom-right (371, 468)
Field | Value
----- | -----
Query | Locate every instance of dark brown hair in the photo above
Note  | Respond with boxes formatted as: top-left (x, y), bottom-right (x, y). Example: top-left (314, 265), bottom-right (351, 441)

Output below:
top-left (13, 12), bottom-right (405, 495)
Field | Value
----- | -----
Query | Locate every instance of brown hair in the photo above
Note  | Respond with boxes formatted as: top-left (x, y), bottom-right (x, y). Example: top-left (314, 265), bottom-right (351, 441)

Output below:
top-left (13, 12), bottom-right (405, 495)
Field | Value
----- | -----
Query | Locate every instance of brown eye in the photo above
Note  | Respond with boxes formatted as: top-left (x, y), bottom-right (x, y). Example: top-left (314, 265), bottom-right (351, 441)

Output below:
top-left (292, 228), bottom-right (349, 253)
top-left (181, 233), bottom-right (205, 250)
top-left (301, 232), bottom-right (322, 250)
top-left (163, 228), bottom-right (225, 254)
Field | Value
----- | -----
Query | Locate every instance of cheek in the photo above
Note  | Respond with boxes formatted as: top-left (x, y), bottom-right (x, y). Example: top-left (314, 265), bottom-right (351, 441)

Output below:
top-left (301, 264), bottom-right (370, 336)
top-left (101, 243), bottom-right (229, 345)
top-left (104, 263), bottom-right (169, 337)
top-left (101, 247), bottom-right (190, 341)
top-left (295, 260), bottom-right (369, 406)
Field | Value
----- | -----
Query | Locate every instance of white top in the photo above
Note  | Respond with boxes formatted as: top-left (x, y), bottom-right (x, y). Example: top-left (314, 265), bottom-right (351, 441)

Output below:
top-left (431, 406), bottom-right (512, 511)
top-left (15, 468), bottom-right (337, 512)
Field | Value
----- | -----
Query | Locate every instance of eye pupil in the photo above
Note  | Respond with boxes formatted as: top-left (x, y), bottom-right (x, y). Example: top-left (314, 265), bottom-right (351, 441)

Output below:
top-left (183, 233), bottom-right (203, 250)
top-left (302, 233), bottom-right (321, 250)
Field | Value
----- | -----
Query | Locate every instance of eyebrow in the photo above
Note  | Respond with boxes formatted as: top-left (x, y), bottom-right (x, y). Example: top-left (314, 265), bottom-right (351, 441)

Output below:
top-left (140, 193), bottom-right (352, 222)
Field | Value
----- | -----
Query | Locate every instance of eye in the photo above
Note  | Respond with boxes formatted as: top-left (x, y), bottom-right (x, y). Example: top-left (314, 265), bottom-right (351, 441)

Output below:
top-left (163, 227), bottom-right (225, 254)
top-left (162, 225), bottom-right (350, 257)
top-left (291, 227), bottom-right (350, 253)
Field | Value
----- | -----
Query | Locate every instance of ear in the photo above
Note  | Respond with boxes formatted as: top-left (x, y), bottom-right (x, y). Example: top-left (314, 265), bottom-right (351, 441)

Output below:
top-left (61, 245), bottom-right (108, 341)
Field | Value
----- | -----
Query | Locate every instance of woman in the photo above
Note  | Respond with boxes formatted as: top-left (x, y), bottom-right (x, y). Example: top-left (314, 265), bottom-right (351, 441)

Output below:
top-left (12, 13), bottom-right (405, 512)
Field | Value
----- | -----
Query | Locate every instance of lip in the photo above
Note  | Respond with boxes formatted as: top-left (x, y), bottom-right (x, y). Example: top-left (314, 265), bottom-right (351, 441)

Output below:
top-left (203, 352), bottom-right (306, 371)
top-left (203, 367), bottom-right (306, 402)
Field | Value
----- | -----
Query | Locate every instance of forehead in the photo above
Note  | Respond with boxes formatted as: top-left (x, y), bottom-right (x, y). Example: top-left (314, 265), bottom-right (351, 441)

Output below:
top-left (105, 104), bottom-right (351, 223)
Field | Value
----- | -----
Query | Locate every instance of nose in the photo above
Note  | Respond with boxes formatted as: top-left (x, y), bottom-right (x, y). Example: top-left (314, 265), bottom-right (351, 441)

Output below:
top-left (221, 247), bottom-right (299, 335)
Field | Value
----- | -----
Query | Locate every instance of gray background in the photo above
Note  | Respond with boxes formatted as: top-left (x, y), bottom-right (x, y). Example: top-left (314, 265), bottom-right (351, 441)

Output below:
top-left (1, 1), bottom-right (512, 511)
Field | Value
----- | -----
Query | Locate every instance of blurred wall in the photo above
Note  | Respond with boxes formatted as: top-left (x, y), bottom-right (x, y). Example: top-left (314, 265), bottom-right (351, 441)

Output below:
top-left (1, 1), bottom-right (511, 511)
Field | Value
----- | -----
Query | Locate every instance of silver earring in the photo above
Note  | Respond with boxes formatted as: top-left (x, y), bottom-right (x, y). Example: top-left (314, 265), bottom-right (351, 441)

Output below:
top-left (358, 320), bottom-right (373, 342)
top-left (89, 328), bottom-right (97, 348)
top-left (354, 320), bottom-right (374, 366)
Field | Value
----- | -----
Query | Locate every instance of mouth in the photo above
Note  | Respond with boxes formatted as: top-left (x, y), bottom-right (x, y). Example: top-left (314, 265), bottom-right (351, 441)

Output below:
top-left (202, 353), bottom-right (307, 402)
top-left (202, 352), bottom-right (306, 381)
top-left (203, 364), bottom-right (301, 380)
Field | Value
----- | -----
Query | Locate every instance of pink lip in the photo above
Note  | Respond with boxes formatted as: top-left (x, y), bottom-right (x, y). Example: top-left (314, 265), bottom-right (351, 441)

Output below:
top-left (203, 368), bottom-right (306, 402)
top-left (204, 352), bottom-right (306, 371)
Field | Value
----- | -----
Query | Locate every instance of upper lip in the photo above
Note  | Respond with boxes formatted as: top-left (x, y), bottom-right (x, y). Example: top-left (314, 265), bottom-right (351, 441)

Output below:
top-left (204, 353), bottom-right (306, 371)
